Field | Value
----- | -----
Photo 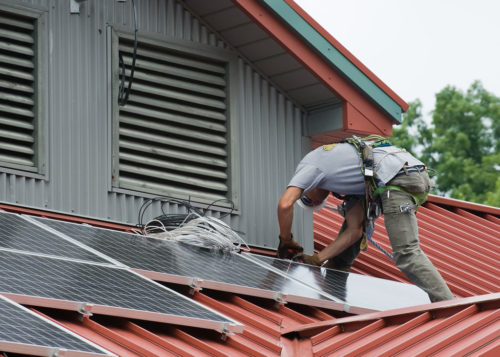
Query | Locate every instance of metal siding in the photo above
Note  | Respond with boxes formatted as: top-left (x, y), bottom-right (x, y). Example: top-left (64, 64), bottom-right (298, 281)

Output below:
top-left (238, 61), bottom-right (308, 249)
top-left (0, 0), bottom-right (306, 248)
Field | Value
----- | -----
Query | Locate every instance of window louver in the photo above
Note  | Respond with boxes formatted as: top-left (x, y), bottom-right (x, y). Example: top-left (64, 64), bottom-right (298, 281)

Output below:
top-left (0, 10), bottom-right (38, 172)
top-left (115, 37), bottom-right (231, 203)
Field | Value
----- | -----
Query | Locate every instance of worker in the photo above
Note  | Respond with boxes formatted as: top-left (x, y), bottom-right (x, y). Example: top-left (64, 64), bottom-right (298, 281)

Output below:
top-left (276, 137), bottom-right (454, 302)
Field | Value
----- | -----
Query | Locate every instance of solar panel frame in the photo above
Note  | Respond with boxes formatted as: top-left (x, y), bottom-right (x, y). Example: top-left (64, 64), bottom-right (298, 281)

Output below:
top-left (0, 250), bottom-right (243, 333)
top-left (31, 217), bottom-right (347, 311)
top-left (0, 295), bottom-right (115, 357)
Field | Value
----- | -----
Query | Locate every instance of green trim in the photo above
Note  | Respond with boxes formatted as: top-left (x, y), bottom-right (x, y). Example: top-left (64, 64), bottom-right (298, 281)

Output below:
top-left (259, 0), bottom-right (402, 123)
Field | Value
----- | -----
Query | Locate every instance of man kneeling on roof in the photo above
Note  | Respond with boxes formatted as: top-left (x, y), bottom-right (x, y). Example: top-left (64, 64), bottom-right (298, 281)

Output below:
top-left (276, 135), bottom-right (454, 302)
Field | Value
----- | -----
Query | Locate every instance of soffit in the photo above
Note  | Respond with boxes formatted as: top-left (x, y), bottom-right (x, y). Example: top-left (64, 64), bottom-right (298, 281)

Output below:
top-left (183, 0), bottom-right (341, 110)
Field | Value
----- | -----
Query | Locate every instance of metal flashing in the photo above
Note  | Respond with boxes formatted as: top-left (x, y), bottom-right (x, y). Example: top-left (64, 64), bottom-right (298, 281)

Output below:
top-left (259, 0), bottom-right (403, 122)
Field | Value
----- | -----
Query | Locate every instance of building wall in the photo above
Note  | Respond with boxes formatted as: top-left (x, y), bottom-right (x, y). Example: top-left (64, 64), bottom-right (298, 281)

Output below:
top-left (0, 0), bottom-right (313, 251)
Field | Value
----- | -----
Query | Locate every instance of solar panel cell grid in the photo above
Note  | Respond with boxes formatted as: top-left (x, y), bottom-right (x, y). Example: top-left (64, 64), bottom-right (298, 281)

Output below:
top-left (0, 212), bottom-right (107, 263)
top-left (34, 218), bottom-right (329, 301)
top-left (0, 296), bottom-right (110, 355)
top-left (0, 250), bottom-right (231, 322)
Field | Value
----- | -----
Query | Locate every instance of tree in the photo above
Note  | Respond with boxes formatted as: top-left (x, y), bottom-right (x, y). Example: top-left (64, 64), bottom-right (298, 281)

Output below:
top-left (391, 81), bottom-right (500, 207)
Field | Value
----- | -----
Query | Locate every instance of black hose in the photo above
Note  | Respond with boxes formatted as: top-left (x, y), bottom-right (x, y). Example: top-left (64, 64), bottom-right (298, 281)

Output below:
top-left (118, 0), bottom-right (138, 106)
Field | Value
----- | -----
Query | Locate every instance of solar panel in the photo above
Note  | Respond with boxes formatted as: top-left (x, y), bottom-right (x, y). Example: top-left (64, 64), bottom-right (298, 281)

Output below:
top-left (249, 254), bottom-right (431, 311)
top-left (0, 250), bottom-right (242, 333)
top-left (32, 217), bottom-right (346, 310)
top-left (0, 211), bottom-right (108, 263)
top-left (0, 295), bottom-right (114, 357)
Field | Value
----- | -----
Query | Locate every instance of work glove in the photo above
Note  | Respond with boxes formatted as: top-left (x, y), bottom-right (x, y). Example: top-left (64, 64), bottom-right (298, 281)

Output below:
top-left (292, 252), bottom-right (322, 266)
top-left (276, 234), bottom-right (303, 259)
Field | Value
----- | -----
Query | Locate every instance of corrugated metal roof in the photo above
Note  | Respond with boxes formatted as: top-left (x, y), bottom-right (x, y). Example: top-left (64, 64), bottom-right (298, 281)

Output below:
top-left (1, 195), bottom-right (499, 356)
top-left (283, 293), bottom-right (500, 356)
top-left (313, 195), bottom-right (500, 299)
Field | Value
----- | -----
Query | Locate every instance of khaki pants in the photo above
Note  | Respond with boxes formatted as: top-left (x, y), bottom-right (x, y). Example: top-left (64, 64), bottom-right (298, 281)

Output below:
top-left (381, 170), bottom-right (454, 302)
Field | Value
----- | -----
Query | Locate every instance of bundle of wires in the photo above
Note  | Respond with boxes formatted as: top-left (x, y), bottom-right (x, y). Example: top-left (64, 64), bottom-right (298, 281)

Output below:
top-left (137, 197), bottom-right (249, 253)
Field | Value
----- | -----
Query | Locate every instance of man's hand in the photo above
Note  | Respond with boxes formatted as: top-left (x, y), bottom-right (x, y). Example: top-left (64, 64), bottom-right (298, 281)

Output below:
top-left (277, 235), bottom-right (304, 259)
top-left (292, 252), bottom-right (322, 266)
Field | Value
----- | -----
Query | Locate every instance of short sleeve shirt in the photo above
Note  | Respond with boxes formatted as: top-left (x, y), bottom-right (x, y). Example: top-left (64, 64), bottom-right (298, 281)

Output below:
top-left (288, 143), bottom-right (424, 195)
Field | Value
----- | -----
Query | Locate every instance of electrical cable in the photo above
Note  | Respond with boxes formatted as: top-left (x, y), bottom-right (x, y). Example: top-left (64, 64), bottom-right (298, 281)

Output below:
top-left (137, 196), bottom-right (247, 252)
top-left (118, 0), bottom-right (138, 106)
top-left (148, 214), bottom-right (249, 253)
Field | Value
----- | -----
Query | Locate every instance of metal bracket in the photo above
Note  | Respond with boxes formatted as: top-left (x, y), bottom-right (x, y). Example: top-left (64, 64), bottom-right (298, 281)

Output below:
top-left (188, 277), bottom-right (202, 295)
top-left (220, 323), bottom-right (233, 341)
top-left (400, 202), bottom-right (418, 213)
top-left (77, 302), bottom-right (93, 316)
top-left (70, 0), bottom-right (87, 14)
top-left (273, 291), bottom-right (286, 303)
top-left (49, 349), bottom-right (60, 357)
top-left (272, 292), bottom-right (287, 310)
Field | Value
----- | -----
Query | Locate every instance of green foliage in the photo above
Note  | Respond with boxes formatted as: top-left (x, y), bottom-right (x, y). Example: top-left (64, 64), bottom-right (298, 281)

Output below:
top-left (390, 81), bottom-right (500, 207)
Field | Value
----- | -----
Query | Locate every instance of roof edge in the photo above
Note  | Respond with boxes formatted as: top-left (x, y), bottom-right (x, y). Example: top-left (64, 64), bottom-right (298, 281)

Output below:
top-left (427, 194), bottom-right (500, 216)
top-left (283, 0), bottom-right (409, 113)
top-left (0, 202), bottom-right (135, 232)
top-left (259, 0), bottom-right (402, 122)
top-left (282, 292), bottom-right (500, 338)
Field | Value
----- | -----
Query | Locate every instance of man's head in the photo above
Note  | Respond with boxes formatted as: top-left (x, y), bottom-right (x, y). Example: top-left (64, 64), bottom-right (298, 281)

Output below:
top-left (297, 187), bottom-right (329, 211)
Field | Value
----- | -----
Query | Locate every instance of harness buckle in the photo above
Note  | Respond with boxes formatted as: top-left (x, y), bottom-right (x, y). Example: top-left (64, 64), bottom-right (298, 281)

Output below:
top-left (367, 200), bottom-right (380, 220)
top-left (400, 202), bottom-right (418, 212)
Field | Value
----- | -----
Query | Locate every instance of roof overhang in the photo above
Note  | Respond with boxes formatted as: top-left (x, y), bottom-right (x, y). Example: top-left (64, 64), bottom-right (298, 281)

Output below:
top-left (184, 0), bottom-right (408, 140)
top-left (282, 292), bottom-right (500, 338)
top-left (231, 0), bottom-right (408, 140)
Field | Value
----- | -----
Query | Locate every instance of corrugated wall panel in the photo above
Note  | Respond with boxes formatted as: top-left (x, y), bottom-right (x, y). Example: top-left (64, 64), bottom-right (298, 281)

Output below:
top-left (236, 59), bottom-right (309, 249)
top-left (0, 0), bottom-right (309, 249)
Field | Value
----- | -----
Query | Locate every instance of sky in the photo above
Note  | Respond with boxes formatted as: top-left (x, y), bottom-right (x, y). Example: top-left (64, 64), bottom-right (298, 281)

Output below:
top-left (295, 0), bottom-right (500, 121)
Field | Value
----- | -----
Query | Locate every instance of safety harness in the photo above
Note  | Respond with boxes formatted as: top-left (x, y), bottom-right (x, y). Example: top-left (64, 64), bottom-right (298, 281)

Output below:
top-left (339, 135), bottom-right (424, 259)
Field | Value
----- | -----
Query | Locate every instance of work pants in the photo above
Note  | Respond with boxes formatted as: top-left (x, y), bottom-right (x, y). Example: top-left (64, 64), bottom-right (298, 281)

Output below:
top-left (381, 170), bottom-right (454, 302)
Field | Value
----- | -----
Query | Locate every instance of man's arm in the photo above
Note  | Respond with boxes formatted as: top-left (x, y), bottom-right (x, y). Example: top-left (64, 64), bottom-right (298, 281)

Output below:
top-left (317, 200), bottom-right (364, 262)
top-left (277, 186), bottom-right (303, 240)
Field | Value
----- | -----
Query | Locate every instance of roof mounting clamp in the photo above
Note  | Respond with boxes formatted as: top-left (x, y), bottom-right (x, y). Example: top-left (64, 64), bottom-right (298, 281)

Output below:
top-left (272, 292), bottom-right (286, 307)
top-left (220, 323), bottom-right (234, 341)
top-left (77, 302), bottom-right (94, 317)
top-left (188, 277), bottom-right (202, 294)
top-left (49, 348), bottom-right (60, 357)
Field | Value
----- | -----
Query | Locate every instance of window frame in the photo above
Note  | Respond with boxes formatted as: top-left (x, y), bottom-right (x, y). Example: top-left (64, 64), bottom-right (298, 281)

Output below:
top-left (108, 27), bottom-right (240, 209)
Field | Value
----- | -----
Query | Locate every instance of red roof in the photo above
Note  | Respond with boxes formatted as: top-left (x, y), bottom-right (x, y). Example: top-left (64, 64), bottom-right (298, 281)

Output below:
top-left (1, 195), bottom-right (499, 356)
top-left (313, 195), bottom-right (500, 298)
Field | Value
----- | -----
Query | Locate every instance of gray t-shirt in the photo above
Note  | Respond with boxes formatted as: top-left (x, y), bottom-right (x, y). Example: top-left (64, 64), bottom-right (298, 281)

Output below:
top-left (288, 142), bottom-right (424, 195)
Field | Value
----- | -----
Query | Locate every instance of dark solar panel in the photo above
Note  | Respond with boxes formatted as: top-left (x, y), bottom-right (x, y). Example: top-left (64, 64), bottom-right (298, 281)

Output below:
top-left (0, 295), bottom-right (111, 356)
top-left (0, 212), bottom-right (108, 263)
top-left (252, 255), bottom-right (431, 311)
top-left (34, 217), bottom-right (336, 303)
top-left (0, 250), bottom-right (233, 324)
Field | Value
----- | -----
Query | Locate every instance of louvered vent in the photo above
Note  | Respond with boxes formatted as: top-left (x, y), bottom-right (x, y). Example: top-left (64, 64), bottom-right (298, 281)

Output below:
top-left (115, 37), bottom-right (231, 203)
top-left (0, 9), bottom-right (38, 172)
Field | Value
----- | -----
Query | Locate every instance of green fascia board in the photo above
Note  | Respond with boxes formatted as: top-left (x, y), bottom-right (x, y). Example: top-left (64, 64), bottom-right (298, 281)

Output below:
top-left (260, 0), bottom-right (402, 123)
